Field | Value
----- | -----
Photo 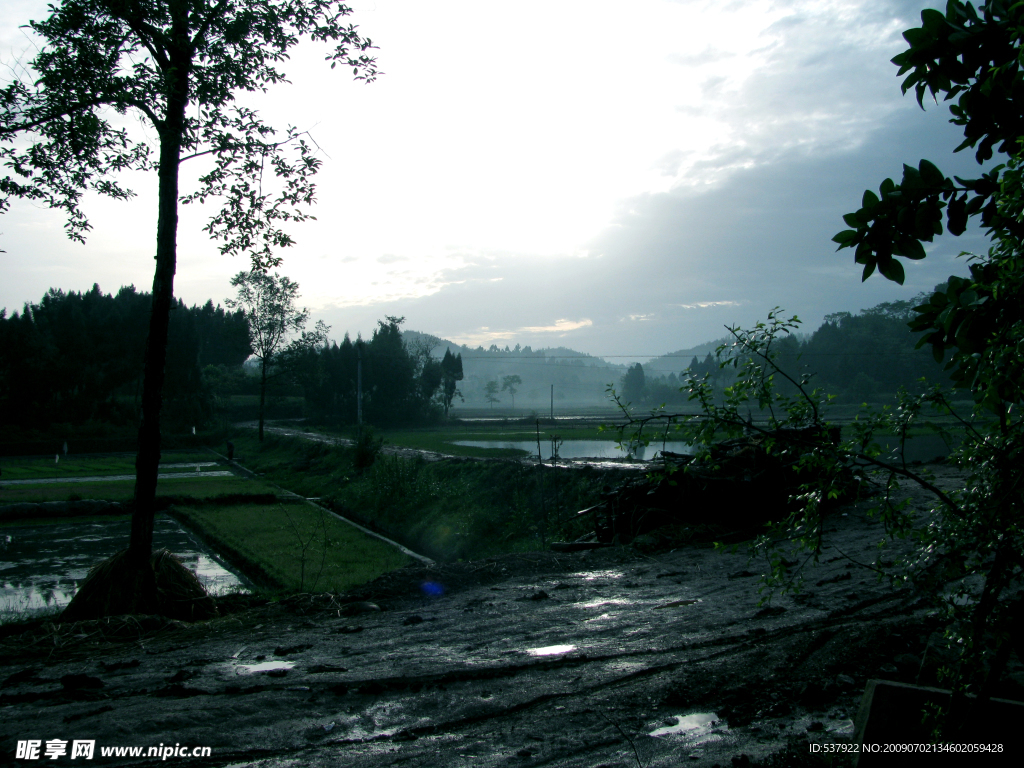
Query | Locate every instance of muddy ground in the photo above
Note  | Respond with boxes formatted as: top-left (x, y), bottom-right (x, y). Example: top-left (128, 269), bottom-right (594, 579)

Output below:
top-left (2, 464), bottom-right (1018, 767)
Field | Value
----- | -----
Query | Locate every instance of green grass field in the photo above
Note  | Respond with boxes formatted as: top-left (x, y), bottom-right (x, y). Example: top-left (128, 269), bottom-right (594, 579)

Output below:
top-left (228, 432), bottom-right (626, 562)
top-left (0, 443), bottom-right (419, 597)
top-left (0, 475), bottom-right (279, 504)
top-left (0, 450), bottom-right (220, 480)
top-left (173, 502), bottom-right (411, 592)
top-left (0, 448), bottom-right (284, 504)
top-left (294, 422), bottom-right (622, 459)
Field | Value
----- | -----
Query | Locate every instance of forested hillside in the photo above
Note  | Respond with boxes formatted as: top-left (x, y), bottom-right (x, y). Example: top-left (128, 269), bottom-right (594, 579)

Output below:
top-left (641, 291), bottom-right (951, 406)
top-left (0, 285), bottom-right (250, 432)
top-left (0, 285), bottom-right (959, 437)
top-left (401, 330), bottom-right (626, 409)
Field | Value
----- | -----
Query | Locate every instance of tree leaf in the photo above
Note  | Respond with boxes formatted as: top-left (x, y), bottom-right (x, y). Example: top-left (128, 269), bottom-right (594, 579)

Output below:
top-left (878, 257), bottom-right (906, 285)
top-left (921, 8), bottom-right (947, 33)
top-left (919, 158), bottom-right (945, 186)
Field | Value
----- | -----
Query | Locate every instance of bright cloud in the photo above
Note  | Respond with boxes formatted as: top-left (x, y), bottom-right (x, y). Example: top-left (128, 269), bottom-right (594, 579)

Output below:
top-left (677, 301), bottom-right (744, 310)
top-left (2, 0), bottom-right (973, 358)
top-left (451, 319), bottom-right (593, 347)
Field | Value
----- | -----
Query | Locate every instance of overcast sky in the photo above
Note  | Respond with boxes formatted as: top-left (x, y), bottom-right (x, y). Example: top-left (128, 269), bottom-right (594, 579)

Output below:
top-left (0, 0), bottom-right (994, 360)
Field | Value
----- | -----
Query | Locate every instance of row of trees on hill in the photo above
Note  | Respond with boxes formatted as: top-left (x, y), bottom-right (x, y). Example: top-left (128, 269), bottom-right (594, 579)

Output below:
top-left (624, 291), bottom-right (953, 406)
top-left (0, 285), bottom-right (251, 431)
top-left (292, 317), bottom-right (465, 426)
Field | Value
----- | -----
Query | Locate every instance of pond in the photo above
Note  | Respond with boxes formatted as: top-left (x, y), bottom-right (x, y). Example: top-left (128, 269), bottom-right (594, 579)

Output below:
top-left (0, 515), bottom-right (251, 621)
top-left (452, 434), bottom-right (954, 463)
top-left (451, 440), bottom-right (694, 460)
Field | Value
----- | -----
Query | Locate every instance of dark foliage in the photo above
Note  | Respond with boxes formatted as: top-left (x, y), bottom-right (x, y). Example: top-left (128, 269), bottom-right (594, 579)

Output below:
top-left (0, 285), bottom-right (250, 430)
top-left (301, 317), bottom-right (445, 427)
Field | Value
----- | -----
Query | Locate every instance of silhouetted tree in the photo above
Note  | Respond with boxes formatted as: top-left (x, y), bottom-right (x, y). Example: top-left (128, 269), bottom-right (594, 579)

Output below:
top-left (228, 271), bottom-right (312, 441)
top-left (621, 363), bottom-right (646, 404)
top-left (501, 374), bottom-right (522, 411)
top-left (484, 380), bottom-right (500, 409)
top-left (440, 348), bottom-right (464, 418)
top-left (0, 0), bottom-right (377, 605)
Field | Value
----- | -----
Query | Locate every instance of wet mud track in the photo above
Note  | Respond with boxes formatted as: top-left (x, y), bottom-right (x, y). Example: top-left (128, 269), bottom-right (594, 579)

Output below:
top-left (0, 476), bottom-right (968, 767)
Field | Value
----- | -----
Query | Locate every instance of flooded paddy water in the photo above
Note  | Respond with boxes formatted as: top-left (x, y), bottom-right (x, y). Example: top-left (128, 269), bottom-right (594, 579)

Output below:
top-left (452, 434), bottom-right (953, 462)
top-left (0, 515), bottom-right (250, 620)
top-left (452, 439), bottom-right (694, 460)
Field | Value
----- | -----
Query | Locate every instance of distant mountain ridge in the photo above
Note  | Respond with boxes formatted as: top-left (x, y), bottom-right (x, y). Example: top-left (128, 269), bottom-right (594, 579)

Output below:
top-left (640, 336), bottom-right (734, 376)
top-left (400, 329), bottom-right (625, 408)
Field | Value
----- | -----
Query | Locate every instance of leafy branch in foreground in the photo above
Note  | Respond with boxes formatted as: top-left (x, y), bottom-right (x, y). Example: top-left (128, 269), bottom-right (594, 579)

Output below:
top-left (612, 308), bottom-right (1021, 733)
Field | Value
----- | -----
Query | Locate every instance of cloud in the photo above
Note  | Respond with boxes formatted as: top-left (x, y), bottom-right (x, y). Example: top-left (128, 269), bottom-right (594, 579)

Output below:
top-left (376, 254), bottom-right (407, 264)
top-left (677, 301), bottom-right (743, 310)
top-left (450, 318), bottom-right (594, 347)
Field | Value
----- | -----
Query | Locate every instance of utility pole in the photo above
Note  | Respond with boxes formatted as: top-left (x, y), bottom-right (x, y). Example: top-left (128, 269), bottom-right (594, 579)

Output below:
top-left (550, 384), bottom-right (554, 422)
top-left (356, 342), bottom-right (363, 440)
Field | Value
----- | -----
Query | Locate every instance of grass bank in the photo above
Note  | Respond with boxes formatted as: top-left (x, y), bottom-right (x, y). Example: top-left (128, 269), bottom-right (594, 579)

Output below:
top-left (171, 502), bottom-right (411, 593)
top-left (0, 475), bottom-right (279, 504)
top-left (230, 432), bottom-right (632, 562)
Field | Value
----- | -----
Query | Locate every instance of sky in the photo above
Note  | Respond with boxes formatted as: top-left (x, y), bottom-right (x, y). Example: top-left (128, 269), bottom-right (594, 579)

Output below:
top-left (0, 0), bottom-right (996, 361)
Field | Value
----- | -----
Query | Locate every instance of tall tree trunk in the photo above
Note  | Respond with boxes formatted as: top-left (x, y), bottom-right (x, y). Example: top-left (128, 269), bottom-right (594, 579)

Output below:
top-left (259, 357), bottom-right (267, 442)
top-left (128, 68), bottom-right (188, 566)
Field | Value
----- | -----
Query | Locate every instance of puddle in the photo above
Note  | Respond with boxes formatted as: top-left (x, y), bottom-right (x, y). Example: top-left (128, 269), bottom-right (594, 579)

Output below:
top-left (828, 718), bottom-right (855, 736)
top-left (650, 712), bottom-right (726, 744)
top-left (578, 599), bottom-right (632, 609)
top-left (526, 644), bottom-right (577, 656)
top-left (571, 570), bottom-right (624, 581)
top-left (235, 660), bottom-right (295, 675)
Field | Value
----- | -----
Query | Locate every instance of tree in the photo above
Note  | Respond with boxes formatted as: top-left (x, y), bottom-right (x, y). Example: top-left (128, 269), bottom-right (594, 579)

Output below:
top-left (484, 380), bottom-right (500, 409)
top-left (501, 374), bottom-right (522, 411)
top-left (620, 363), bottom-right (646, 405)
top-left (1, 0), bottom-right (376, 616)
top-left (440, 348), bottom-right (464, 418)
top-left (227, 270), bottom-right (313, 441)
top-left (830, 0), bottom-right (1024, 730)
top-left (608, 1), bottom-right (1024, 734)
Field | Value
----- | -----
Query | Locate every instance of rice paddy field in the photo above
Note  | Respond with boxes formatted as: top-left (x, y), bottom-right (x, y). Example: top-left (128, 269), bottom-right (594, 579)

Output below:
top-left (0, 450), bottom-right (279, 504)
top-left (0, 447), bottom-right (416, 620)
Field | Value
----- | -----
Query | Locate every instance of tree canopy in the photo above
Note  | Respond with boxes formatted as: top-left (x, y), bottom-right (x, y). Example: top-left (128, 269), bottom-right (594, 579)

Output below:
top-left (0, 0), bottom-right (376, 614)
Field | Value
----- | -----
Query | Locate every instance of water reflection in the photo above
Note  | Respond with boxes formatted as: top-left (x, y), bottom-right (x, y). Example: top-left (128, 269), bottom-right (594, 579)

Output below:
top-left (451, 440), bottom-right (694, 460)
top-left (650, 712), bottom-right (726, 743)
top-left (0, 515), bottom-right (250, 619)
top-left (526, 644), bottom-right (577, 656)
top-left (452, 434), bottom-right (954, 463)
top-left (235, 660), bottom-right (295, 675)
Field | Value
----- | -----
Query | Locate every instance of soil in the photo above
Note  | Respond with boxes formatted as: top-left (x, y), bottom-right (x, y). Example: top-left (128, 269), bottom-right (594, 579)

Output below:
top-left (2, 463), bottom-right (1017, 767)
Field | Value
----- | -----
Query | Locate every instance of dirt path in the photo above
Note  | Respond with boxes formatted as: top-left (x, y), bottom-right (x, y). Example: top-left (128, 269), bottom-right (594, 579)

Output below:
top-left (0, 472), bottom-right (972, 767)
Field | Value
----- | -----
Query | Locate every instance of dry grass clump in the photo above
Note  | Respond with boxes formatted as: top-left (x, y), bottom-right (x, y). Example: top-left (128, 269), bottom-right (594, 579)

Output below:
top-left (60, 548), bottom-right (217, 623)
